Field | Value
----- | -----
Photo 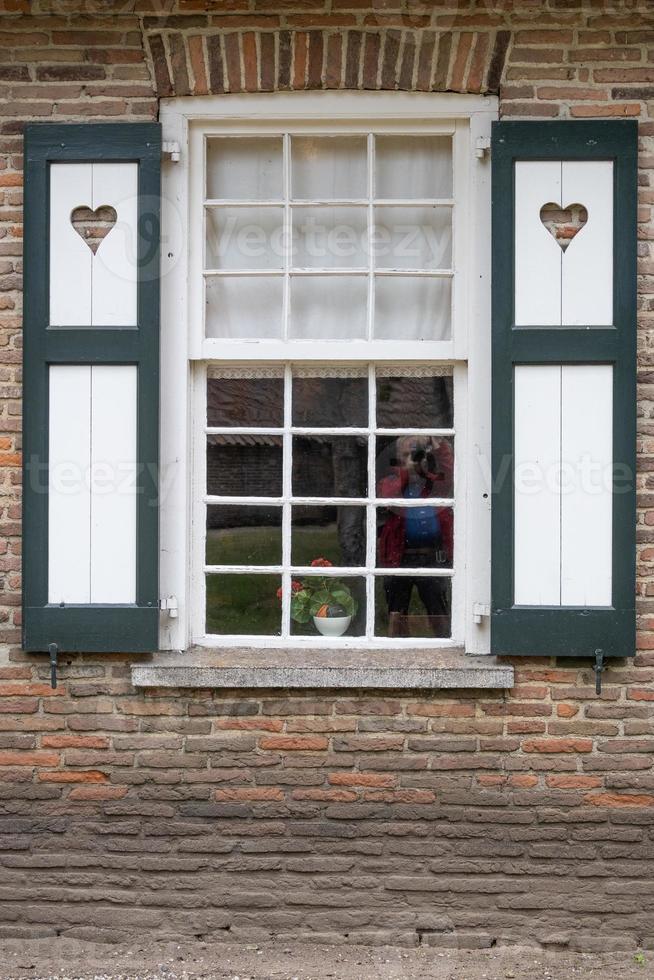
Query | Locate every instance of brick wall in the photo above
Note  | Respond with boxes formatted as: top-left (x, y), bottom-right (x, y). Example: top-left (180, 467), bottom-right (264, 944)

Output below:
top-left (2, 0), bottom-right (654, 951)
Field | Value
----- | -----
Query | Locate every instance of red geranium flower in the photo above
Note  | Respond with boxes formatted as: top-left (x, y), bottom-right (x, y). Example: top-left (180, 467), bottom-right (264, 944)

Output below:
top-left (276, 586), bottom-right (283, 601)
top-left (311, 557), bottom-right (333, 567)
top-left (291, 580), bottom-right (304, 593)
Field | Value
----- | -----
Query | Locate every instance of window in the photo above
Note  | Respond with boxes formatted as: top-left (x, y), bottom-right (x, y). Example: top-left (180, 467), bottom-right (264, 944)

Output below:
top-left (160, 93), bottom-right (495, 652)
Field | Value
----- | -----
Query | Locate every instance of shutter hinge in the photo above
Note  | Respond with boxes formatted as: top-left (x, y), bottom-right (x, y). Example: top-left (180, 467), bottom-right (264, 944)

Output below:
top-left (594, 649), bottom-right (605, 696)
top-left (473, 602), bottom-right (490, 625)
top-left (48, 643), bottom-right (58, 690)
top-left (475, 136), bottom-right (491, 160)
top-left (160, 595), bottom-right (179, 618)
top-left (162, 141), bottom-right (181, 163)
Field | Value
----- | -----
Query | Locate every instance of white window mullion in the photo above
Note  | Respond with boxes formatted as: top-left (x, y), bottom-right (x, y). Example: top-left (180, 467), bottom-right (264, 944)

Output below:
top-left (283, 133), bottom-right (291, 342)
top-left (281, 363), bottom-right (293, 638)
top-left (366, 362), bottom-right (376, 639)
top-left (367, 133), bottom-right (374, 344)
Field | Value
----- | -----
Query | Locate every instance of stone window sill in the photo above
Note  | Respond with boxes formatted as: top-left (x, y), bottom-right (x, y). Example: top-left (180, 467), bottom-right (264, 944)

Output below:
top-left (131, 647), bottom-right (514, 690)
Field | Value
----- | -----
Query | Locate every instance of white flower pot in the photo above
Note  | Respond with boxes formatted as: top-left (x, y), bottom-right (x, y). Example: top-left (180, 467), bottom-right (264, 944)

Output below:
top-left (313, 614), bottom-right (352, 637)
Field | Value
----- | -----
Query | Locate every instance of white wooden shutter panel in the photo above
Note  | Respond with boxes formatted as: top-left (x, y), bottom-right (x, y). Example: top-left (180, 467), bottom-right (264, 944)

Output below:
top-left (491, 121), bottom-right (637, 659)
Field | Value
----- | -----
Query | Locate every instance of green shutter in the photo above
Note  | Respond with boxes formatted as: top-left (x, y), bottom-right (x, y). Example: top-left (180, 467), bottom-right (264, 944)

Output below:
top-left (491, 120), bottom-right (637, 658)
top-left (22, 123), bottom-right (161, 653)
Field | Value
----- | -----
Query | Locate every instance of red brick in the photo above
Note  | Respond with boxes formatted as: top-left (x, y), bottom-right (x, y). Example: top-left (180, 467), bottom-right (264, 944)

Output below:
top-left (522, 738), bottom-right (593, 753)
top-left (259, 735), bottom-right (328, 751)
top-left (68, 785), bottom-right (128, 801)
top-left (547, 775), bottom-right (603, 789)
top-left (38, 770), bottom-right (108, 783)
top-left (328, 772), bottom-right (396, 788)
top-left (585, 792), bottom-right (654, 807)
top-left (41, 735), bottom-right (109, 749)
top-left (0, 750), bottom-right (59, 766)
top-left (215, 787), bottom-right (284, 801)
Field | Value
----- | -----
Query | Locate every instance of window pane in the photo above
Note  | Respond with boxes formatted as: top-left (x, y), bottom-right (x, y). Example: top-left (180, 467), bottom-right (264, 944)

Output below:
top-left (292, 374), bottom-right (368, 427)
top-left (207, 435), bottom-right (283, 497)
top-left (206, 505), bottom-right (282, 565)
top-left (375, 135), bottom-right (452, 200)
top-left (289, 575), bottom-right (366, 637)
top-left (292, 436), bottom-right (367, 497)
top-left (290, 275), bottom-right (367, 340)
top-left (377, 506), bottom-right (453, 569)
top-left (206, 574), bottom-right (281, 635)
top-left (376, 374), bottom-right (453, 429)
top-left (376, 435), bottom-right (454, 499)
top-left (206, 137), bottom-right (283, 200)
top-left (375, 575), bottom-right (451, 638)
top-left (374, 206), bottom-right (452, 270)
top-left (292, 206), bottom-right (367, 269)
top-left (374, 276), bottom-right (451, 341)
top-left (206, 276), bottom-right (283, 339)
top-left (292, 505), bottom-right (366, 567)
top-left (206, 207), bottom-right (285, 270)
top-left (291, 136), bottom-right (367, 200)
top-left (207, 375), bottom-right (284, 428)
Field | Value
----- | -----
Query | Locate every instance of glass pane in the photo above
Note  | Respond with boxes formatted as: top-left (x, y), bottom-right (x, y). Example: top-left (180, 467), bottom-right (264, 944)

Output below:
top-left (374, 276), bottom-right (451, 341)
top-left (205, 276), bottom-right (283, 339)
top-left (290, 276), bottom-right (367, 340)
top-left (206, 574), bottom-right (281, 635)
top-left (374, 206), bottom-right (452, 270)
top-left (292, 436), bottom-right (367, 497)
top-left (206, 505), bottom-right (282, 565)
top-left (375, 135), bottom-right (452, 200)
top-left (291, 136), bottom-right (367, 200)
top-left (207, 375), bottom-right (284, 428)
top-left (376, 374), bottom-right (453, 429)
top-left (292, 505), bottom-right (366, 567)
top-left (289, 575), bottom-right (366, 637)
top-left (292, 375), bottom-right (368, 427)
top-left (207, 435), bottom-right (283, 497)
top-left (206, 207), bottom-right (285, 270)
top-left (292, 206), bottom-right (367, 269)
top-left (377, 506), bottom-right (453, 569)
top-left (375, 575), bottom-right (451, 638)
top-left (376, 435), bottom-right (454, 500)
top-left (206, 137), bottom-right (283, 200)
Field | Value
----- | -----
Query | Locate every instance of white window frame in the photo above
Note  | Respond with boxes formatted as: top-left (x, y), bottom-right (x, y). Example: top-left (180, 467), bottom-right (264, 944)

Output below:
top-left (159, 91), bottom-right (496, 655)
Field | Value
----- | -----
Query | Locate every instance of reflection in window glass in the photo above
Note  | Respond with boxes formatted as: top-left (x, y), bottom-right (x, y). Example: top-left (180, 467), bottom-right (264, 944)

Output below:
top-left (375, 576), bottom-right (451, 638)
top-left (377, 506), bottom-right (453, 570)
top-left (376, 374), bottom-right (453, 429)
top-left (206, 505), bottom-right (282, 565)
top-left (207, 435), bottom-right (283, 497)
top-left (207, 375), bottom-right (284, 427)
top-left (206, 574), bottom-right (281, 635)
top-left (292, 505), bottom-right (366, 567)
top-left (292, 436), bottom-right (368, 498)
top-left (292, 375), bottom-right (368, 427)
top-left (376, 435), bottom-right (454, 500)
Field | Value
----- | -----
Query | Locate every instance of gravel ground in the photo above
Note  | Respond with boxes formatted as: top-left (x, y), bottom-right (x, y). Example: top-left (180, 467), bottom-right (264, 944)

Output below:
top-left (0, 938), bottom-right (651, 980)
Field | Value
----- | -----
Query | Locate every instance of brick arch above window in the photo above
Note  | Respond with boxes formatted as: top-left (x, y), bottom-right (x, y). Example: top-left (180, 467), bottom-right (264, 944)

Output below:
top-left (145, 29), bottom-right (510, 98)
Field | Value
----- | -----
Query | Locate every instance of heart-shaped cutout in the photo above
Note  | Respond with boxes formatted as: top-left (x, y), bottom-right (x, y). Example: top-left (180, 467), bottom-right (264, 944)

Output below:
top-left (540, 201), bottom-right (588, 252)
top-left (70, 204), bottom-right (117, 255)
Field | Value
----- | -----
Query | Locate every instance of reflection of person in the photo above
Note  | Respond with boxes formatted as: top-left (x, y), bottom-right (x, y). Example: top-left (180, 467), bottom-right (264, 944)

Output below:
top-left (377, 436), bottom-right (454, 636)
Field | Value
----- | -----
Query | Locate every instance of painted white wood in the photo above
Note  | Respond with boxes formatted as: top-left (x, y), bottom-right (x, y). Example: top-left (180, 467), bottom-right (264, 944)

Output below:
top-left (48, 365), bottom-right (92, 603)
top-left (91, 163), bottom-right (138, 327)
top-left (50, 164), bottom-right (93, 327)
top-left (49, 162), bottom-right (137, 327)
top-left (561, 160), bottom-right (613, 327)
top-left (514, 160), bottom-right (562, 327)
top-left (90, 365), bottom-right (137, 603)
top-left (514, 365), bottom-right (561, 606)
top-left (561, 364), bottom-right (613, 606)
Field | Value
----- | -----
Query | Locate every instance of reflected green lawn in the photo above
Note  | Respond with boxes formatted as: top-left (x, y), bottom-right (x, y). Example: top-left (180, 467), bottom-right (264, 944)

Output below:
top-left (205, 524), bottom-right (341, 634)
